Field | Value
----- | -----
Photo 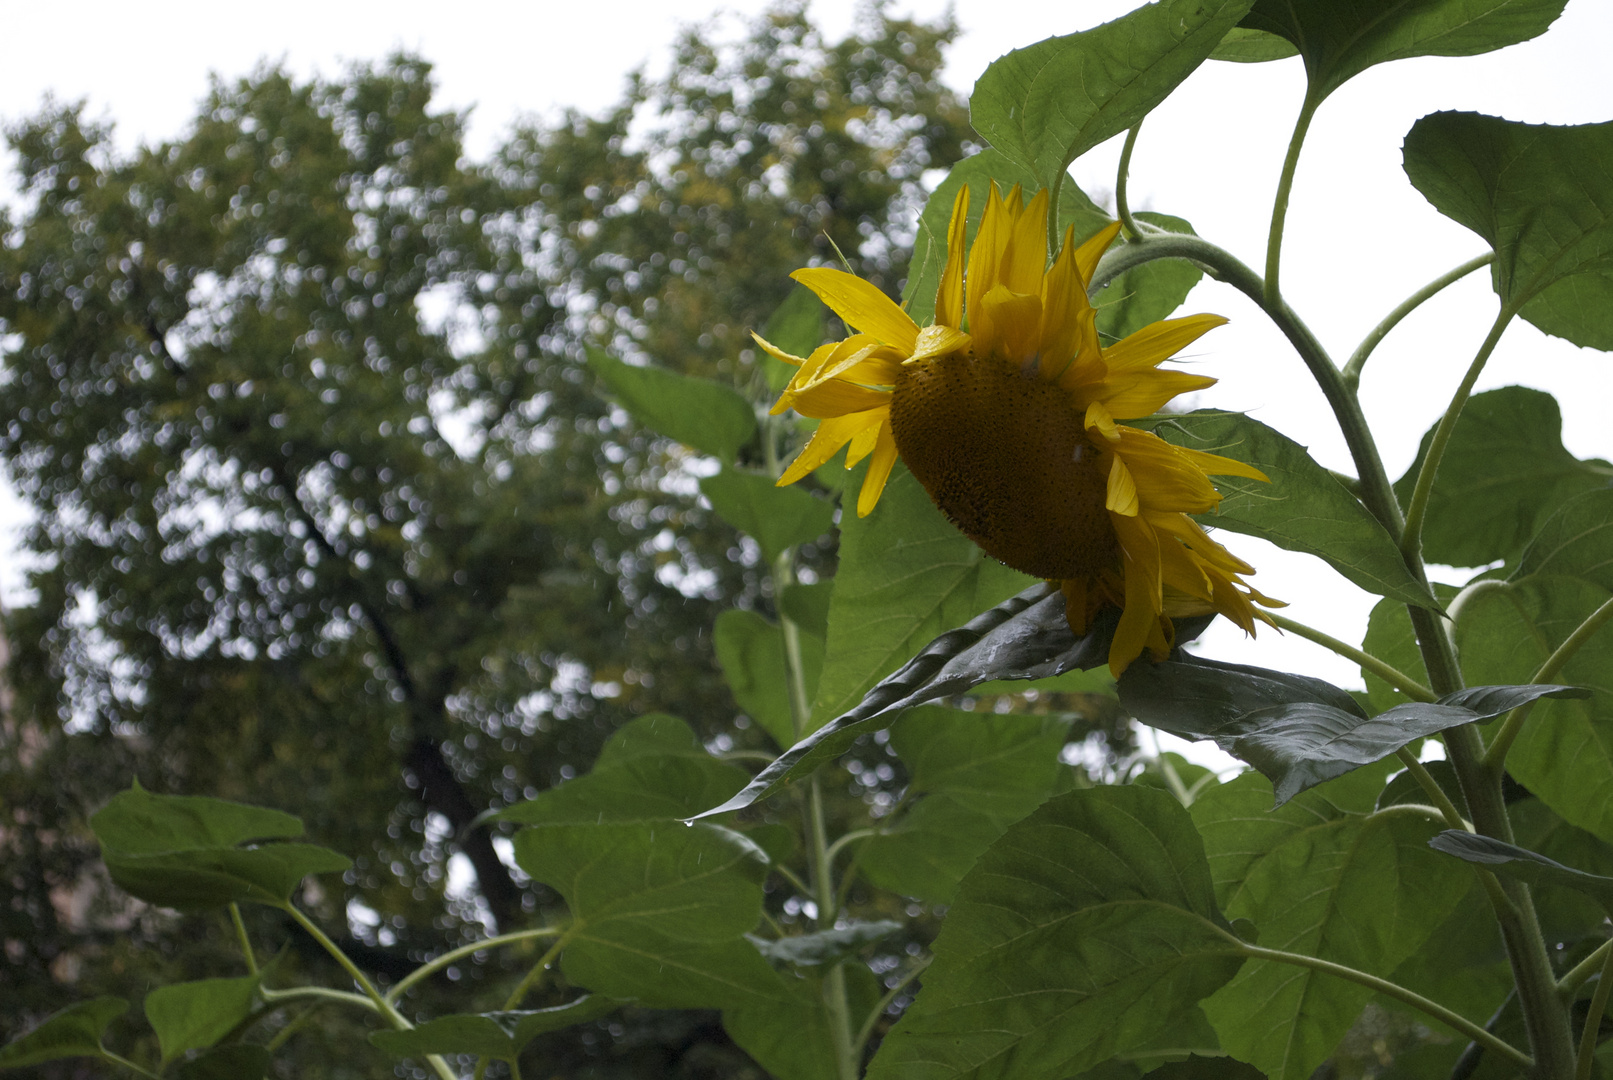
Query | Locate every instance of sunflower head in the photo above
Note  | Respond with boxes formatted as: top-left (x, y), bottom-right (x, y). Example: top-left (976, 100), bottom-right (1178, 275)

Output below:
top-left (754, 182), bottom-right (1281, 674)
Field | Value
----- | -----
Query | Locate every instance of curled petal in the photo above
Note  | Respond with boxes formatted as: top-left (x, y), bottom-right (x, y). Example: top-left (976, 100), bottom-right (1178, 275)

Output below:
top-left (792, 268), bottom-right (918, 352)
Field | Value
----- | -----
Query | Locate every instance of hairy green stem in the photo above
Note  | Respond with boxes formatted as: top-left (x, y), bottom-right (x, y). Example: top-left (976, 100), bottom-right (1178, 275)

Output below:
top-left (385, 927), bottom-right (565, 1005)
top-left (1116, 123), bottom-right (1143, 240)
top-left (1485, 595), bottom-right (1613, 771)
top-left (854, 954), bottom-right (932, 1058)
top-left (1237, 940), bottom-right (1531, 1067)
top-left (1576, 945), bottom-right (1613, 1080)
top-left (1392, 747), bottom-right (1469, 832)
top-left (98, 1049), bottom-right (164, 1080)
top-left (1401, 304), bottom-right (1516, 562)
top-left (1266, 611), bottom-right (1436, 702)
top-left (1343, 253), bottom-right (1493, 391)
top-left (1265, 93), bottom-right (1319, 307)
top-left (260, 985), bottom-right (381, 1014)
top-left (228, 902), bottom-right (258, 975)
top-left (502, 937), bottom-right (568, 1011)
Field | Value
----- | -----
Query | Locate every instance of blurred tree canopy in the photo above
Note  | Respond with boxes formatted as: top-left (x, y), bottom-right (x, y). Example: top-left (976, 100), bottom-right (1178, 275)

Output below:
top-left (0, 3), bottom-right (972, 1074)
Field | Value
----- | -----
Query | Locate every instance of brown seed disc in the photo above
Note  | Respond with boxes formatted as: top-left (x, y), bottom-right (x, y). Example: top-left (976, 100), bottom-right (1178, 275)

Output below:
top-left (890, 354), bottom-right (1118, 580)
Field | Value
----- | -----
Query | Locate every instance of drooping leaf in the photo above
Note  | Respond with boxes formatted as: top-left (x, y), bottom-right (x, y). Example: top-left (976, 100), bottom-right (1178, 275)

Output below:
top-left (861, 708), bottom-right (1073, 902)
top-left (145, 974), bottom-right (261, 1063)
top-left (713, 607), bottom-right (824, 749)
top-left (90, 785), bottom-right (350, 910)
top-left (698, 585), bottom-right (1203, 819)
top-left (1404, 112), bottom-right (1613, 348)
top-left (512, 822), bottom-right (783, 1009)
top-left (1431, 831), bottom-right (1613, 913)
top-left (807, 464), bottom-right (1033, 730)
top-left (1193, 771), bottom-right (1467, 1080)
top-left (1243, 0), bottom-right (1564, 103)
top-left (750, 920), bottom-right (903, 966)
top-left (700, 468), bottom-right (835, 564)
top-left (0, 997), bottom-right (128, 1067)
top-left (369, 997), bottom-right (618, 1059)
top-left (1119, 654), bottom-right (1582, 804)
top-left (970, 0), bottom-right (1256, 191)
top-left (586, 345), bottom-right (757, 462)
top-left (493, 714), bottom-right (752, 826)
top-left (865, 787), bottom-right (1244, 1080)
top-left (1392, 387), bottom-right (1609, 568)
top-left (759, 285), bottom-right (826, 392)
top-left (1152, 411), bottom-right (1439, 608)
top-left (171, 1044), bottom-right (274, 1080)
top-left (1512, 799), bottom-right (1613, 947)
top-left (724, 963), bottom-right (883, 1080)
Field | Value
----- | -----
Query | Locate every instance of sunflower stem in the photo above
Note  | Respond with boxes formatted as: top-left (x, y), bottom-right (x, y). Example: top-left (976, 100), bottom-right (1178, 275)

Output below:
top-left (1265, 612), bottom-right (1436, 702)
top-left (1116, 123), bottom-right (1144, 241)
top-left (1576, 943), bottom-right (1613, 1080)
top-left (1484, 595), bottom-right (1613, 773)
top-left (1401, 303), bottom-right (1517, 564)
top-left (1343, 253), bottom-right (1493, 391)
top-left (1264, 92), bottom-right (1319, 308)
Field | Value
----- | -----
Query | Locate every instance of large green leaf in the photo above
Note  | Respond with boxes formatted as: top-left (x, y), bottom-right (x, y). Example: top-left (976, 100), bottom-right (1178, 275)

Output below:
top-left (369, 997), bottom-right (617, 1059)
top-left (865, 787), bottom-right (1243, 1080)
top-left (970, 0), bottom-right (1255, 191)
top-left (1392, 387), bottom-right (1609, 568)
top-left (1516, 489), bottom-right (1613, 587)
top-left (808, 464), bottom-right (1032, 729)
top-left (144, 974), bottom-right (261, 1063)
top-left (90, 784), bottom-right (350, 910)
top-left (171, 1045), bottom-right (274, 1080)
top-left (1192, 771), bottom-right (1467, 1080)
top-left (0, 997), bottom-right (127, 1067)
top-left (1210, 26), bottom-right (1298, 63)
top-left (860, 708), bottom-right (1072, 903)
top-left (1155, 411), bottom-right (1439, 608)
top-left (493, 714), bottom-right (752, 826)
top-left (1243, 0), bottom-right (1564, 103)
top-left (512, 821), bottom-right (783, 1009)
top-left (1431, 831), bottom-right (1613, 912)
top-left (586, 345), bottom-right (757, 462)
top-left (1404, 112), bottom-right (1613, 349)
top-left (1095, 212), bottom-right (1203, 341)
top-left (700, 468), bottom-right (835, 564)
top-left (713, 608), bottom-right (797, 748)
top-left (724, 964), bottom-right (883, 1080)
top-left (1359, 583), bottom-right (1459, 712)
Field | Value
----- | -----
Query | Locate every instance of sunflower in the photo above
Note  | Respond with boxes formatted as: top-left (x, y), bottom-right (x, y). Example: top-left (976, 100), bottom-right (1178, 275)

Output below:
top-left (754, 182), bottom-right (1280, 675)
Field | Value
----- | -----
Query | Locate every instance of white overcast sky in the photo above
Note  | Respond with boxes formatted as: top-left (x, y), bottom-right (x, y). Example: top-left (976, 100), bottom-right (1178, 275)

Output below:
top-left (2, 0), bottom-right (1610, 701)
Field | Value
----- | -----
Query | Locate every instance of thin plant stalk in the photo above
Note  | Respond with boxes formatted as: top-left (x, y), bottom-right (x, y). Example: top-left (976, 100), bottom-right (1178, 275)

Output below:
top-left (1343, 253), bottom-right (1493, 390)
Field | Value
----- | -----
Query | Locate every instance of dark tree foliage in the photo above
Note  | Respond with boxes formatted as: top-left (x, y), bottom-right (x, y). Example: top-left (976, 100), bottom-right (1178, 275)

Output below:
top-left (0, 4), bottom-right (970, 1074)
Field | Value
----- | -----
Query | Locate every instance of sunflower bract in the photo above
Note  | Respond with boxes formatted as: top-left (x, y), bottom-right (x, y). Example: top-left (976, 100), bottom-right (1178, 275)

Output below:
top-left (754, 182), bottom-right (1281, 675)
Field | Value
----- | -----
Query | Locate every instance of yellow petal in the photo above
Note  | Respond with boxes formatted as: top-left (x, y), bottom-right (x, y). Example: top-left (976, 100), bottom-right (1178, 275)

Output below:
top-left (1095, 369), bottom-right (1219, 418)
top-left (777, 409), bottom-right (887, 486)
top-left (1073, 221), bottom-right (1122, 288)
top-left (908, 324), bottom-right (972, 365)
top-left (1086, 399), bottom-right (1120, 441)
top-left (786, 379), bottom-right (892, 419)
top-left (792, 267), bottom-right (919, 352)
top-left (1102, 313), bottom-right (1228, 373)
top-left (1000, 187), bottom-right (1050, 297)
top-left (935, 186), bottom-right (970, 329)
top-left (751, 331), bottom-right (808, 367)
top-left (1111, 428), bottom-right (1223, 514)
top-left (1108, 516), bottom-right (1163, 676)
top-left (978, 284), bottom-right (1041, 364)
top-left (1107, 453), bottom-right (1140, 516)
top-left (1171, 443), bottom-right (1269, 482)
top-left (857, 424), bottom-right (900, 517)
top-left (966, 183), bottom-right (1009, 337)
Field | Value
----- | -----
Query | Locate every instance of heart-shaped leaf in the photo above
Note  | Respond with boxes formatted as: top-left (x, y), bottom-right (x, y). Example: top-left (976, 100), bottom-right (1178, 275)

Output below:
top-left (1154, 411), bottom-right (1440, 608)
top-left (700, 468), bottom-right (835, 564)
top-left (0, 998), bottom-right (127, 1067)
top-left (1516, 488), bottom-right (1613, 588)
top-left (369, 997), bottom-right (617, 1059)
top-left (1120, 655), bottom-right (1585, 804)
top-left (493, 714), bottom-right (751, 826)
top-left (1404, 112), bottom-right (1613, 348)
top-left (971, 0), bottom-right (1256, 190)
top-left (145, 974), bottom-right (261, 1063)
top-left (586, 345), bottom-right (757, 462)
top-left (864, 786), bottom-right (1243, 1080)
top-left (1393, 387), bottom-right (1609, 569)
top-left (1243, 0), bottom-right (1565, 103)
top-left (90, 785), bottom-right (350, 910)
